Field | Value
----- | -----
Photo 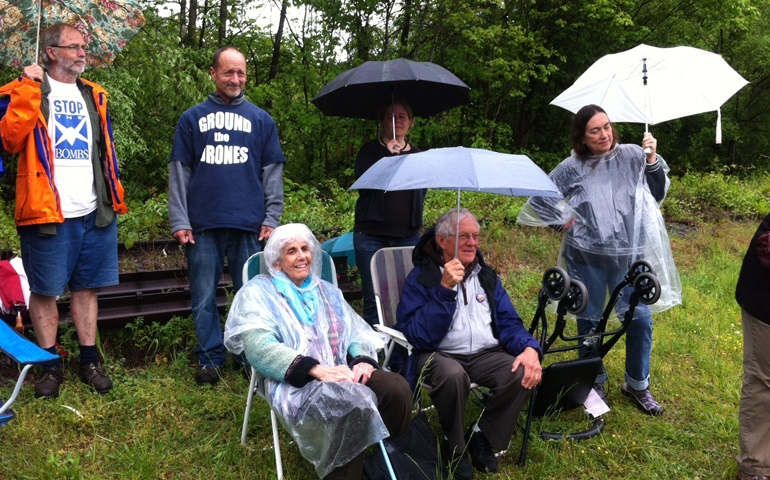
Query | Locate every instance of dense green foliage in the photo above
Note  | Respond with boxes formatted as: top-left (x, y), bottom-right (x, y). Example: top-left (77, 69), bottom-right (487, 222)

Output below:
top-left (1, 0), bottom-right (769, 205)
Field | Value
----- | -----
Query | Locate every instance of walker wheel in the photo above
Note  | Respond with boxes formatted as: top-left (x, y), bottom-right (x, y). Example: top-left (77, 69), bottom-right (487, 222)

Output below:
top-left (563, 279), bottom-right (589, 315)
top-left (634, 272), bottom-right (661, 305)
top-left (630, 259), bottom-right (655, 277)
top-left (542, 267), bottom-right (570, 301)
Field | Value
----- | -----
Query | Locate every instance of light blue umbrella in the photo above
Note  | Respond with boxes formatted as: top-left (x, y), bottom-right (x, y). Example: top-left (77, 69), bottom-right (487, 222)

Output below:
top-left (349, 146), bottom-right (563, 257)
top-left (321, 232), bottom-right (356, 267)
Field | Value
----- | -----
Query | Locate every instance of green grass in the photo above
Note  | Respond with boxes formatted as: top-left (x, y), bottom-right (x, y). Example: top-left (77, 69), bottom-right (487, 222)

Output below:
top-left (1, 217), bottom-right (754, 479)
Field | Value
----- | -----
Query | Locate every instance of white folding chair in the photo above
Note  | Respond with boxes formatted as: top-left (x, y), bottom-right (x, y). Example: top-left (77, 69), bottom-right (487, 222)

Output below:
top-left (239, 250), bottom-right (337, 480)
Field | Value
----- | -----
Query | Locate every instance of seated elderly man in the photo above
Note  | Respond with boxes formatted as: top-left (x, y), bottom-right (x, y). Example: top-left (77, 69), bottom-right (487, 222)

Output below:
top-left (224, 223), bottom-right (412, 480)
top-left (396, 208), bottom-right (542, 479)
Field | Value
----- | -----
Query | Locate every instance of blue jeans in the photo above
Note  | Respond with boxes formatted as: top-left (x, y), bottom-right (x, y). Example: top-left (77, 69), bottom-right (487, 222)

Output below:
top-left (567, 260), bottom-right (653, 390)
top-left (354, 232), bottom-right (421, 327)
top-left (187, 228), bottom-right (260, 367)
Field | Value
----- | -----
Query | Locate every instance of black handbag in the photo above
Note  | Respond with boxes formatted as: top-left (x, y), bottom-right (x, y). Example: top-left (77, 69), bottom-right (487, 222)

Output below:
top-left (364, 412), bottom-right (439, 480)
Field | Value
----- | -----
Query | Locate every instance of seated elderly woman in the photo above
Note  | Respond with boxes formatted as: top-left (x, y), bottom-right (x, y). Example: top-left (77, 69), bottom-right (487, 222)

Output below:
top-left (224, 223), bottom-right (412, 480)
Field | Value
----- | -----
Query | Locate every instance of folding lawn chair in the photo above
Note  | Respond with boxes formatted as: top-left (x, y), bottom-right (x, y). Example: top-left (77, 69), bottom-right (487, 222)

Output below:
top-left (0, 319), bottom-right (60, 427)
top-left (518, 262), bottom-right (662, 466)
top-left (239, 250), bottom-right (337, 480)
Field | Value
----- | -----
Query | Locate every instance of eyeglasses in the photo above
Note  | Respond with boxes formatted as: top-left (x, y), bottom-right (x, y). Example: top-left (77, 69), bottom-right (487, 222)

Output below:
top-left (457, 233), bottom-right (480, 243)
top-left (49, 44), bottom-right (89, 53)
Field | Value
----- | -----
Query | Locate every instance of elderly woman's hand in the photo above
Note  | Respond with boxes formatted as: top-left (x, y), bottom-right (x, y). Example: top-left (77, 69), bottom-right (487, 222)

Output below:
top-left (309, 364), bottom-right (356, 382)
top-left (642, 132), bottom-right (658, 164)
top-left (352, 362), bottom-right (375, 385)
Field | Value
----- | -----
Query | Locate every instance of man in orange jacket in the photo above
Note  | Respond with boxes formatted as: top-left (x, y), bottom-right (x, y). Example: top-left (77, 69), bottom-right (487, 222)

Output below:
top-left (0, 23), bottom-right (126, 399)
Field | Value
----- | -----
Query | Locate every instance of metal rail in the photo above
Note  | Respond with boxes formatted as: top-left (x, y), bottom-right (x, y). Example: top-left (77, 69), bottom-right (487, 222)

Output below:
top-left (2, 241), bottom-right (362, 330)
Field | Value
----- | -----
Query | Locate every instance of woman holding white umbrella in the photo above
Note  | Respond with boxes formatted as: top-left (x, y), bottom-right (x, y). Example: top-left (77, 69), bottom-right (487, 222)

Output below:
top-left (519, 104), bottom-right (681, 416)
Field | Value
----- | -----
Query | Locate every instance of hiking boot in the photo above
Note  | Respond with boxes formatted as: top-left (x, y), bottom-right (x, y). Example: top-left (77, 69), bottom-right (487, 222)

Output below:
top-left (195, 365), bottom-right (222, 386)
top-left (593, 383), bottom-right (610, 407)
top-left (621, 383), bottom-right (664, 416)
top-left (466, 427), bottom-right (498, 473)
top-left (35, 365), bottom-right (64, 399)
top-left (441, 439), bottom-right (474, 480)
top-left (79, 362), bottom-right (113, 394)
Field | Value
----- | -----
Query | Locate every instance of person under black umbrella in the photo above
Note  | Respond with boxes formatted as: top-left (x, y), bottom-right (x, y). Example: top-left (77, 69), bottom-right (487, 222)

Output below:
top-left (354, 99), bottom-right (426, 335)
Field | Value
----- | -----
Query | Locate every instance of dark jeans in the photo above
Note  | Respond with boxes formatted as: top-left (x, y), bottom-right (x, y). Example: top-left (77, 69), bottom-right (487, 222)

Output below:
top-left (187, 228), bottom-right (260, 367)
top-left (354, 232), bottom-right (420, 327)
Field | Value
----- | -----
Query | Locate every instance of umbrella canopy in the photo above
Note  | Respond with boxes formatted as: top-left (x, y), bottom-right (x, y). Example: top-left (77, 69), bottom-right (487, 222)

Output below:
top-left (321, 232), bottom-right (356, 268)
top-left (349, 146), bottom-right (562, 198)
top-left (311, 58), bottom-right (471, 120)
top-left (550, 44), bottom-right (748, 143)
top-left (349, 146), bottom-right (562, 258)
top-left (0, 0), bottom-right (146, 69)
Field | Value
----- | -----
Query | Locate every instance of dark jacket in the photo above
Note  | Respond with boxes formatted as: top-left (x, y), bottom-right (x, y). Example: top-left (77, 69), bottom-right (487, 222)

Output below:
top-left (736, 212), bottom-right (770, 325)
top-left (395, 228), bottom-right (542, 389)
top-left (353, 140), bottom-right (425, 236)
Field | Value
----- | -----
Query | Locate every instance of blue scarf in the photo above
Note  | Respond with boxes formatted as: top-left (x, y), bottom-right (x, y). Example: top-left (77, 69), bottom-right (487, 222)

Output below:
top-left (272, 273), bottom-right (319, 326)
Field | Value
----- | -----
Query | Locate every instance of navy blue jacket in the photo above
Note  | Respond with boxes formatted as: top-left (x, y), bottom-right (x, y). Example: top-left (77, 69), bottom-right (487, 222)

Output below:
top-left (395, 228), bottom-right (542, 389)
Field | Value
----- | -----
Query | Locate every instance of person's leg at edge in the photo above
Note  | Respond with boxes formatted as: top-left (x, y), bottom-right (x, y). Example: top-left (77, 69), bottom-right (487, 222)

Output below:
top-left (353, 232), bottom-right (387, 327)
top-left (187, 229), bottom-right (227, 368)
top-left (737, 309), bottom-right (770, 476)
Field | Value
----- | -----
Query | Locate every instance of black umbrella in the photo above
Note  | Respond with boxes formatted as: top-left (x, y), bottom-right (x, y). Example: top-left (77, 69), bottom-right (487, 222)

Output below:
top-left (311, 58), bottom-right (471, 121)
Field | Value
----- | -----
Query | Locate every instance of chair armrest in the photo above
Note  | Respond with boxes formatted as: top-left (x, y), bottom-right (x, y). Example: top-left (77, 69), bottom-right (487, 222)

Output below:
top-left (373, 325), bottom-right (413, 354)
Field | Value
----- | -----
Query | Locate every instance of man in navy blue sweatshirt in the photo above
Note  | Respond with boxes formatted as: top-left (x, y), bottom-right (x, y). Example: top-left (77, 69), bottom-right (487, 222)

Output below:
top-left (168, 46), bottom-right (285, 386)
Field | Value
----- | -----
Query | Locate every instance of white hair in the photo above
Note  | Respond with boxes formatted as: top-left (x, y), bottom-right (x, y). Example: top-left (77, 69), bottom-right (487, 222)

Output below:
top-left (263, 224), bottom-right (323, 280)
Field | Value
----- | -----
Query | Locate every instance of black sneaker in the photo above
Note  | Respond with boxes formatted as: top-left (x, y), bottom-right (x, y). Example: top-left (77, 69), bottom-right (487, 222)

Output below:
top-left (621, 383), bottom-right (664, 416)
top-left (441, 439), bottom-right (474, 480)
top-left (195, 365), bottom-right (223, 386)
top-left (35, 365), bottom-right (64, 399)
top-left (466, 427), bottom-right (498, 474)
top-left (593, 383), bottom-right (609, 407)
top-left (78, 362), bottom-right (113, 394)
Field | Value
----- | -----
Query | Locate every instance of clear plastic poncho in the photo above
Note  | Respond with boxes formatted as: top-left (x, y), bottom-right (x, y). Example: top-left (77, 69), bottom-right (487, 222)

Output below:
top-left (517, 144), bottom-right (681, 314)
top-left (223, 224), bottom-right (388, 478)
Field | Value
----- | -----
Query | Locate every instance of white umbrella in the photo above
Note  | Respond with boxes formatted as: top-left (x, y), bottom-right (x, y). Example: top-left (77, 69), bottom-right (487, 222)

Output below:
top-left (551, 44), bottom-right (748, 144)
top-left (349, 146), bottom-right (562, 257)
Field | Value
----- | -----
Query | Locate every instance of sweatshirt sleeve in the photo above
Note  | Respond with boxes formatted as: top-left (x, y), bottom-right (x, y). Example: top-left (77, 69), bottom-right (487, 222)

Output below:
top-left (168, 160), bottom-right (192, 235)
top-left (260, 162), bottom-right (284, 228)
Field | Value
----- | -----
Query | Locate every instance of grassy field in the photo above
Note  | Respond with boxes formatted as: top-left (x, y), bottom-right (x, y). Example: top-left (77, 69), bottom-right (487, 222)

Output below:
top-left (0, 217), bottom-right (757, 480)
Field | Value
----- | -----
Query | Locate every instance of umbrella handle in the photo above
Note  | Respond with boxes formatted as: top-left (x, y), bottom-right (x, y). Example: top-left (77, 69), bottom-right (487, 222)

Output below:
top-left (15, 311), bottom-right (24, 334)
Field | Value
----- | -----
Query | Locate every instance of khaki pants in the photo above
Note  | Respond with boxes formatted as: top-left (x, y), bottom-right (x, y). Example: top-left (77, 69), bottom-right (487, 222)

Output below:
top-left (737, 309), bottom-right (770, 475)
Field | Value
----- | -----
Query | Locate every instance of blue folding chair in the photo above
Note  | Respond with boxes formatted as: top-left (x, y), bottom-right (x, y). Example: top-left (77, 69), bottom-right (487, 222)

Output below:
top-left (0, 320), bottom-right (59, 426)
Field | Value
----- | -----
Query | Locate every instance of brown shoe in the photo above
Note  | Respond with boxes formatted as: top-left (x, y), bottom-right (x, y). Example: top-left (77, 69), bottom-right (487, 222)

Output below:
top-left (78, 362), bottom-right (113, 394)
top-left (35, 365), bottom-right (64, 399)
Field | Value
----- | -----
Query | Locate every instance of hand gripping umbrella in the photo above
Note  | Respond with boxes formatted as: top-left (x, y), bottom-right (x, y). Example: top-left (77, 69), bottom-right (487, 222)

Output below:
top-left (349, 146), bottom-right (562, 257)
top-left (311, 58), bottom-right (471, 138)
top-left (0, 0), bottom-right (146, 69)
top-left (551, 44), bottom-right (748, 146)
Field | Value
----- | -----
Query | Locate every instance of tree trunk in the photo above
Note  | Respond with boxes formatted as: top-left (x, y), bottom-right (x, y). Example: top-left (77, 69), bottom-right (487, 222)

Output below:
top-left (179, 0), bottom-right (188, 43)
top-left (187, 0), bottom-right (197, 45)
top-left (269, 0), bottom-right (288, 81)
top-left (199, 0), bottom-right (210, 47)
top-left (218, 0), bottom-right (227, 46)
top-left (399, 0), bottom-right (412, 55)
